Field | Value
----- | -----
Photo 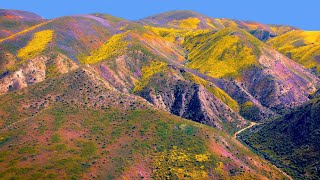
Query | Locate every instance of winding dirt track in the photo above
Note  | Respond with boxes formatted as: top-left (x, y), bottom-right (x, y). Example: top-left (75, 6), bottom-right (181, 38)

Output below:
top-left (233, 122), bottom-right (293, 180)
top-left (233, 122), bottom-right (258, 139)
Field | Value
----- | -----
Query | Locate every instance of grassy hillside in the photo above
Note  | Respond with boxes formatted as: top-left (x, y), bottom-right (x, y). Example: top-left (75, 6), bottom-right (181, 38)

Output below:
top-left (267, 30), bottom-right (320, 73)
top-left (0, 68), bottom-right (287, 179)
top-left (239, 96), bottom-right (320, 179)
top-left (0, 9), bottom-right (319, 179)
top-left (140, 11), bottom-right (297, 41)
top-left (183, 27), bottom-right (263, 78)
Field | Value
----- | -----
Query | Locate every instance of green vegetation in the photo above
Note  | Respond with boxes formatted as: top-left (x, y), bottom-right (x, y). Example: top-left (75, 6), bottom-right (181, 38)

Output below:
top-left (152, 147), bottom-right (216, 179)
top-left (78, 141), bottom-right (97, 158)
top-left (51, 133), bottom-right (61, 143)
top-left (82, 32), bottom-right (129, 64)
top-left (183, 28), bottom-right (262, 78)
top-left (239, 97), bottom-right (320, 179)
top-left (18, 146), bottom-right (36, 154)
top-left (133, 61), bottom-right (167, 92)
top-left (239, 101), bottom-right (261, 121)
top-left (267, 30), bottom-right (320, 73)
top-left (52, 107), bottom-right (66, 130)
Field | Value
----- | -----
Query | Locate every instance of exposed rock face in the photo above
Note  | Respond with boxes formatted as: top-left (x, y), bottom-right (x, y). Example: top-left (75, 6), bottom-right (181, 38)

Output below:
top-left (214, 79), bottom-right (276, 121)
top-left (136, 69), bottom-right (247, 134)
top-left (0, 57), bottom-right (46, 94)
top-left (242, 48), bottom-right (318, 111)
top-left (0, 53), bottom-right (78, 94)
top-left (249, 29), bottom-right (276, 41)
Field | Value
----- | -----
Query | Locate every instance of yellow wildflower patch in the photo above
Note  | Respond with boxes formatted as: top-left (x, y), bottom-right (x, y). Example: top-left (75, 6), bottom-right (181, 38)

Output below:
top-left (152, 148), bottom-right (215, 179)
top-left (169, 17), bottom-right (201, 29)
top-left (144, 26), bottom-right (209, 44)
top-left (206, 18), bottom-right (217, 29)
top-left (83, 32), bottom-right (129, 64)
top-left (195, 153), bottom-right (210, 162)
top-left (184, 28), bottom-right (259, 78)
top-left (267, 30), bottom-right (320, 72)
top-left (133, 61), bottom-right (167, 92)
top-left (17, 30), bottom-right (54, 60)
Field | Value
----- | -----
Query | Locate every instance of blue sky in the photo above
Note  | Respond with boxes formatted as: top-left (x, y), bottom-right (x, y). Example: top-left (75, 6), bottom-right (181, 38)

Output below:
top-left (0, 0), bottom-right (319, 30)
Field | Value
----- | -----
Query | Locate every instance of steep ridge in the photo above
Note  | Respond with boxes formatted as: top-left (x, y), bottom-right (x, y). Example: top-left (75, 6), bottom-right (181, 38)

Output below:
top-left (140, 10), bottom-right (296, 41)
top-left (269, 24), bottom-right (298, 35)
top-left (183, 27), bottom-right (318, 119)
top-left (239, 96), bottom-right (320, 179)
top-left (0, 9), bottom-right (45, 39)
top-left (0, 14), bottom-right (136, 94)
top-left (0, 67), bottom-right (287, 179)
top-left (133, 63), bottom-right (247, 134)
top-left (0, 10), bottom-right (318, 125)
top-left (140, 10), bottom-right (213, 30)
top-left (0, 9), bottom-right (318, 179)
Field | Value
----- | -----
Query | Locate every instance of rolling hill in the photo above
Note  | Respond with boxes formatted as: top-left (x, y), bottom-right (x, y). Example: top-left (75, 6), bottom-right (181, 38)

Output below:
top-left (0, 9), bottom-right (318, 179)
top-left (0, 9), bottom-right (45, 39)
top-left (0, 66), bottom-right (288, 179)
top-left (268, 30), bottom-right (320, 74)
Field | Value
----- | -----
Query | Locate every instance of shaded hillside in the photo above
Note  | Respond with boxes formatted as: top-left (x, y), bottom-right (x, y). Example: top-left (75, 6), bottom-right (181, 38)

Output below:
top-left (133, 63), bottom-right (247, 134)
top-left (239, 96), bottom-right (320, 179)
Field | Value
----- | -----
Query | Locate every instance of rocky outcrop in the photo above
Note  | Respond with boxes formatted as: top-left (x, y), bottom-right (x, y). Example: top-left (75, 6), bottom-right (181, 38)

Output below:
top-left (0, 53), bottom-right (77, 94)
top-left (241, 48), bottom-right (318, 111)
top-left (136, 69), bottom-right (247, 134)
top-left (249, 29), bottom-right (276, 41)
top-left (214, 79), bottom-right (276, 121)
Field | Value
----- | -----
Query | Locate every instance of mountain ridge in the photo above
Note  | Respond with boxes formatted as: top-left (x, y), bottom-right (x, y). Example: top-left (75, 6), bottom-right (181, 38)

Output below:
top-left (0, 8), bottom-right (318, 179)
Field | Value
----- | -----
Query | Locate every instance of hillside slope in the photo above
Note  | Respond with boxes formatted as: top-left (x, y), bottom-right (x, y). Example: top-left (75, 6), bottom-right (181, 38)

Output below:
top-left (183, 27), bottom-right (318, 118)
top-left (239, 96), bottom-right (320, 179)
top-left (268, 30), bottom-right (320, 74)
top-left (0, 8), bottom-right (318, 179)
top-left (0, 9), bottom-right (45, 39)
top-left (140, 10), bottom-right (296, 41)
top-left (0, 67), bottom-right (287, 179)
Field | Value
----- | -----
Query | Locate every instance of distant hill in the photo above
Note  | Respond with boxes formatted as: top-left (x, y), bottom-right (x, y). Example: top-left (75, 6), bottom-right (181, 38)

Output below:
top-left (140, 10), bottom-right (296, 41)
top-left (0, 9), bottom-right (45, 39)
